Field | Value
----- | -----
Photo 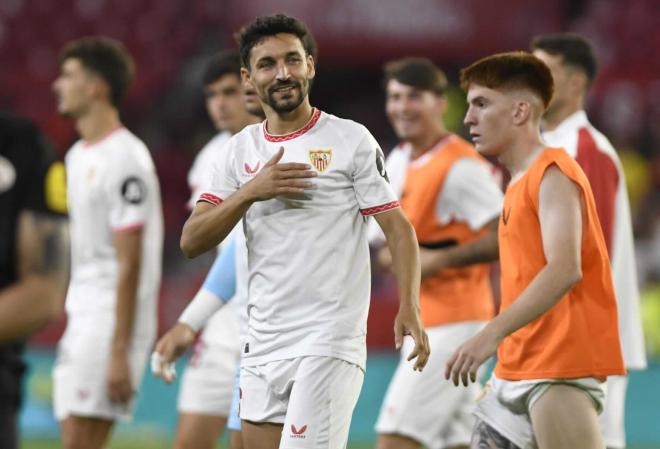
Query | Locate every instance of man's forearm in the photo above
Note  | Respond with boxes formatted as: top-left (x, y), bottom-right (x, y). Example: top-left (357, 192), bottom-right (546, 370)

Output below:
top-left (486, 261), bottom-right (582, 340)
top-left (112, 261), bottom-right (140, 352)
top-left (421, 218), bottom-right (499, 278)
top-left (386, 220), bottom-right (421, 310)
top-left (181, 189), bottom-right (253, 258)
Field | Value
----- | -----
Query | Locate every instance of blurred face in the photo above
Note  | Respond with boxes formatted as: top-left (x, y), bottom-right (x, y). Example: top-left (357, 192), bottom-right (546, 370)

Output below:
top-left (242, 76), bottom-right (264, 118)
top-left (464, 84), bottom-right (516, 156)
top-left (205, 73), bottom-right (256, 134)
top-left (52, 58), bottom-right (96, 118)
top-left (243, 33), bottom-right (314, 114)
top-left (533, 49), bottom-right (577, 119)
top-left (386, 79), bottom-right (445, 142)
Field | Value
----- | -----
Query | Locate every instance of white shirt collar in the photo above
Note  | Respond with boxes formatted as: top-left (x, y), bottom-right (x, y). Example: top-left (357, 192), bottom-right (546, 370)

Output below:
top-left (543, 110), bottom-right (590, 138)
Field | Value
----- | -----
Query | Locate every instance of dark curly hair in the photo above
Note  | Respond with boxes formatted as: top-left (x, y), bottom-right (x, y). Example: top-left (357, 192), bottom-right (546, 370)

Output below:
top-left (236, 14), bottom-right (312, 69)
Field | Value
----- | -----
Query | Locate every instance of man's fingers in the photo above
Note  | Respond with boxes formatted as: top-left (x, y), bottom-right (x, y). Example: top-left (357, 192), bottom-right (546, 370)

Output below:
top-left (445, 350), bottom-right (460, 381)
top-left (276, 163), bottom-right (315, 172)
top-left (265, 147), bottom-right (285, 166)
top-left (393, 322), bottom-right (404, 350)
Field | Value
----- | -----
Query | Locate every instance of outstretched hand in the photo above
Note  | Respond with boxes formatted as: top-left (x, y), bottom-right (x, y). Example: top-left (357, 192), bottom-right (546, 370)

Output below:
top-left (394, 306), bottom-right (430, 371)
top-left (151, 322), bottom-right (196, 383)
top-left (445, 327), bottom-right (501, 386)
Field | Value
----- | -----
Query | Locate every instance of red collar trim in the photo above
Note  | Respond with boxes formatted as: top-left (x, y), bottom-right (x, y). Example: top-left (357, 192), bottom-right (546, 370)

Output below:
top-left (263, 108), bottom-right (321, 142)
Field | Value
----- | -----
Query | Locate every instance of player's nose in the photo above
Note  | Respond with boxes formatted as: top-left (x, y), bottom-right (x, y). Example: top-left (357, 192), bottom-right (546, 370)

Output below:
top-left (275, 61), bottom-right (290, 80)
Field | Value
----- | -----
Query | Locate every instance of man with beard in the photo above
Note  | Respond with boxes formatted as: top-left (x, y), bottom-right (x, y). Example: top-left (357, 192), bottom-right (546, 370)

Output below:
top-left (154, 35), bottom-right (319, 449)
top-left (178, 13), bottom-right (429, 449)
top-left (52, 37), bottom-right (163, 449)
top-left (532, 33), bottom-right (646, 449)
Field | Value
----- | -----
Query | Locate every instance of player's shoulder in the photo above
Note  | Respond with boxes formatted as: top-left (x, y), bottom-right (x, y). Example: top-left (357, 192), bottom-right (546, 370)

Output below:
top-left (582, 122), bottom-right (621, 163)
top-left (320, 112), bottom-right (370, 137)
top-left (226, 122), bottom-right (262, 149)
top-left (104, 128), bottom-right (156, 171)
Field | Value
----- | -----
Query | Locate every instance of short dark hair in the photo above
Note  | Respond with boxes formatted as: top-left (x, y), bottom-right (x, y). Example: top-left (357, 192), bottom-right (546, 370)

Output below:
top-left (59, 37), bottom-right (135, 108)
top-left (531, 33), bottom-right (598, 84)
top-left (236, 14), bottom-right (312, 68)
top-left (383, 57), bottom-right (447, 95)
top-left (202, 50), bottom-right (241, 86)
top-left (460, 51), bottom-right (554, 109)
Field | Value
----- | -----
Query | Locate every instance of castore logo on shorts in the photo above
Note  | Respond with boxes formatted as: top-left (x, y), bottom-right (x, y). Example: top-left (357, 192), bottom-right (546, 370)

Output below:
top-left (290, 424), bottom-right (307, 438)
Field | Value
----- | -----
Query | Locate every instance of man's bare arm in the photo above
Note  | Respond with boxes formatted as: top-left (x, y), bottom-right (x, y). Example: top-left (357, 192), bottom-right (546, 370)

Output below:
top-left (419, 217), bottom-right (499, 278)
top-left (446, 165), bottom-right (584, 385)
top-left (375, 208), bottom-right (430, 371)
top-left (180, 147), bottom-right (316, 258)
top-left (0, 210), bottom-right (69, 343)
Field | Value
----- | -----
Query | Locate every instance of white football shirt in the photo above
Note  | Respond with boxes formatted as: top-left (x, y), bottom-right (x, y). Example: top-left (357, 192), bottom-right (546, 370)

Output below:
top-left (368, 137), bottom-right (503, 246)
top-left (187, 131), bottom-right (232, 210)
top-left (65, 127), bottom-right (163, 339)
top-left (200, 109), bottom-right (399, 369)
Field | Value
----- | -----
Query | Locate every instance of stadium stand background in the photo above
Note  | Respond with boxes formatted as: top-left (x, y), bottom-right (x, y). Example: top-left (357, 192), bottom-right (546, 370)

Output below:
top-left (1, 0), bottom-right (659, 447)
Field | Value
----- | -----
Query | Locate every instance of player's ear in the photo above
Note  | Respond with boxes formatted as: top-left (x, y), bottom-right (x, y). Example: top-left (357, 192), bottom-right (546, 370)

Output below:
top-left (512, 100), bottom-right (531, 125)
top-left (306, 54), bottom-right (315, 81)
top-left (241, 67), bottom-right (251, 84)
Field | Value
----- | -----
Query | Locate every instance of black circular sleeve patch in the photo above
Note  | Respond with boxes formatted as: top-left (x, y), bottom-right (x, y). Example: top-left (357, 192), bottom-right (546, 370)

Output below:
top-left (375, 148), bottom-right (390, 182)
top-left (120, 176), bottom-right (147, 204)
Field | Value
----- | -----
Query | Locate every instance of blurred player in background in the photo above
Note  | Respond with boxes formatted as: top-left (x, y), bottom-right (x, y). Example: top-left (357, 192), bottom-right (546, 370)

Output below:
top-left (161, 50), bottom-right (262, 449)
top-left (372, 58), bottom-right (502, 449)
top-left (52, 37), bottom-right (163, 449)
top-left (178, 13), bottom-right (429, 449)
top-left (532, 33), bottom-right (647, 449)
top-left (0, 112), bottom-right (69, 449)
top-left (446, 51), bottom-right (625, 449)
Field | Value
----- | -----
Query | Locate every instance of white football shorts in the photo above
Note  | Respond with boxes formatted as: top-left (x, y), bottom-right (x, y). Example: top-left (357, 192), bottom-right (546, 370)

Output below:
top-left (53, 312), bottom-right (154, 421)
top-left (473, 374), bottom-right (606, 449)
top-left (376, 321), bottom-right (486, 448)
top-left (240, 356), bottom-right (364, 449)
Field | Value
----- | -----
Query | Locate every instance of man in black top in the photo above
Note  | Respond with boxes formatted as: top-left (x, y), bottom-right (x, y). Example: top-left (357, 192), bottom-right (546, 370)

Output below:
top-left (0, 111), bottom-right (70, 449)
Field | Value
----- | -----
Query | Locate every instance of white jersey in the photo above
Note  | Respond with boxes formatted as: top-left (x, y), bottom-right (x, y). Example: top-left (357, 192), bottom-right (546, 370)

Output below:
top-left (200, 109), bottom-right (399, 369)
top-left (368, 138), bottom-right (503, 246)
top-left (65, 127), bottom-right (163, 339)
top-left (187, 131), bottom-right (232, 210)
top-left (187, 131), bottom-right (249, 339)
top-left (542, 110), bottom-right (646, 369)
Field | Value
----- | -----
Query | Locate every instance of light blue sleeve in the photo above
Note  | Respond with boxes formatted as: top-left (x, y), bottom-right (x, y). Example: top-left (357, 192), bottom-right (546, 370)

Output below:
top-left (201, 236), bottom-right (237, 302)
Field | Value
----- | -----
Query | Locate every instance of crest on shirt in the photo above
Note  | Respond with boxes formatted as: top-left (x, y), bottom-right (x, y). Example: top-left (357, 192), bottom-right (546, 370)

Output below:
top-left (308, 150), bottom-right (332, 172)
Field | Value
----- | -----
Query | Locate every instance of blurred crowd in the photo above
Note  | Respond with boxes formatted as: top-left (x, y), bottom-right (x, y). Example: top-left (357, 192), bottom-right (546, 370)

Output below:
top-left (1, 0), bottom-right (659, 353)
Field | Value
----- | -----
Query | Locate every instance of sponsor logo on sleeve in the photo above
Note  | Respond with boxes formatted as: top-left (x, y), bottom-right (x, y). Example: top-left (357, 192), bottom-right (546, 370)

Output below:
top-left (376, 148), bottom-right (389, 182)
top-left (308, 149), bottom-right (332, 172)
top-left (121, 176), bottom-right (147, 204)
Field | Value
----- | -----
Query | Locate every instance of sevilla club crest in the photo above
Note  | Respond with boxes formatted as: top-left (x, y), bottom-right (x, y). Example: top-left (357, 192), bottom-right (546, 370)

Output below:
top-left (308, 150), bottom-right (332, 173)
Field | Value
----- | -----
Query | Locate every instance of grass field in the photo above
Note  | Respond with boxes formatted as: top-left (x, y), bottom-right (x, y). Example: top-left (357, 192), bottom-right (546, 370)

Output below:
top-left (21, 440), bottom-right (660, 449)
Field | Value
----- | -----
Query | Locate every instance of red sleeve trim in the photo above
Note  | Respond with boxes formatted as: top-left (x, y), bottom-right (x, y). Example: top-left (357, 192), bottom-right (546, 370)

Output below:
top-left (360, 200), bottom-right (400, 216)
top-left (198, 193), bottom-right (223, 206)
top-left (112, 222), bottom-right (144, 233)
